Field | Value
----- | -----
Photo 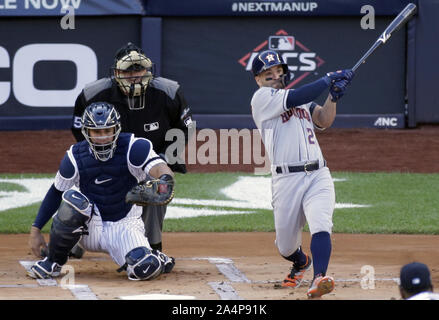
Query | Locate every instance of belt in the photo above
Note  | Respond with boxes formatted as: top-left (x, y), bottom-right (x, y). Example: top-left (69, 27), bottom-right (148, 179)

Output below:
top-left (275, 161), bottom-right (321, 174)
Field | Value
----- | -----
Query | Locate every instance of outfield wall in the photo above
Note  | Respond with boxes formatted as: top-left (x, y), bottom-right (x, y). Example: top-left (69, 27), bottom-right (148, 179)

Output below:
top-left (0, 0), bottom-right (437, 129)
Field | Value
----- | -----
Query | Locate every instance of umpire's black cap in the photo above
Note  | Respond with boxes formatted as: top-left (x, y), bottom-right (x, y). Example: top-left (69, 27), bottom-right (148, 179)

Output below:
top-left (400, 262), bottom-right (432, 293)
top-left (114, 42), bottom-right (144, 59)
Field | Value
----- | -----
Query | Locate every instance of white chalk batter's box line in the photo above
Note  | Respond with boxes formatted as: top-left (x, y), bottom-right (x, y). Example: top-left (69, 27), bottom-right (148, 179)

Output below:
top-left (19, 261), bottom-right (98, 300)
top-left (17, 258), bottom-right (399, 300)
top-left (183, 257), bottom-right (399, 284)
top-left (181, 257), bottom-right (400, 300)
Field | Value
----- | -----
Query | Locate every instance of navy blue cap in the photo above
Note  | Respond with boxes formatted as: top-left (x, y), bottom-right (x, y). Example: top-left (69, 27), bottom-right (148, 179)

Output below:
top-left (400, 262), bottom-right (432, 292)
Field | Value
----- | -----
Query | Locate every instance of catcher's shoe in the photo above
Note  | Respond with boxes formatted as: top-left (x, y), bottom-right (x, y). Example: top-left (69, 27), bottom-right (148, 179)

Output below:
top-left (152, 250), bottom-right (175, 274)
top-left (27, 257), bottom-right (62, 280)
top-left (163, 257), bottom-right (175, 274)
top-left (281, 254), bottom-right (312, 288)
top-left (307, 274), bottom-right (335, 298)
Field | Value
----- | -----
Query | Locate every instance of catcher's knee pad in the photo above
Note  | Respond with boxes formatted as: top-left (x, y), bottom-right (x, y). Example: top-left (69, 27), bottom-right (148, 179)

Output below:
top-left (48, 190), bottom-right (92, 265)
top-left (125, 246), bottom-right (165, 281)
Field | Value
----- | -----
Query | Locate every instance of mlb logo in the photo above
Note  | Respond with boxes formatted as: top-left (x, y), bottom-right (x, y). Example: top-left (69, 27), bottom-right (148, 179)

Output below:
top-left (269, 36), bottom-right (295, 51)
top-left (144, 122), bottom-right (159, 132)
top-left (184, 116), bottom-right (193, 127)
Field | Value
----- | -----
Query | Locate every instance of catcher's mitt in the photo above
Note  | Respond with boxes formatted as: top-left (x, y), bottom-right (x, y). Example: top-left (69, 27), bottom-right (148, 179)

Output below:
top-left (126, 174), bottom-right (175, 206)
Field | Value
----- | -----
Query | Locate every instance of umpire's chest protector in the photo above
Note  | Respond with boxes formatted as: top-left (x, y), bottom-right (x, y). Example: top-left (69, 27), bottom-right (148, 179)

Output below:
top-left (72, 134), bottom-right (137, 221)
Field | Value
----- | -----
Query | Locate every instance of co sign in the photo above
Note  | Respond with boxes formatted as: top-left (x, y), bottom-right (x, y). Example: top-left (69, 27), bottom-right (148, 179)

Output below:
top-left (0, 43), bottom-right (97, 107)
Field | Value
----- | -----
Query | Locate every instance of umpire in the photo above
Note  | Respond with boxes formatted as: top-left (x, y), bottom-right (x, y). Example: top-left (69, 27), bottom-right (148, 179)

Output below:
top-left (71, 42), bottom-right (193, 253)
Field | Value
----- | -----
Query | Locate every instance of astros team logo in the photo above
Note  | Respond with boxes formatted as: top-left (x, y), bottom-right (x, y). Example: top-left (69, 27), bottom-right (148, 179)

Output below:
top-left (238, 29), bottom-right (325, 89)
top-left (265, 53), bottom-right (276, 62)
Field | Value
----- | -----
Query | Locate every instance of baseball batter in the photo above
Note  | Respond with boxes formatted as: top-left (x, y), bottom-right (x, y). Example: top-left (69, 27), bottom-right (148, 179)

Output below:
top-left (250, 50), bottom-right (354, 298)
top-left (28, 102), bottom-right (175, 281)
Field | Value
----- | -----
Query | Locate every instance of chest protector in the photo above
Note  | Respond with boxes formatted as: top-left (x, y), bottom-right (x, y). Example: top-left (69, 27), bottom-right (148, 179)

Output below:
top-left (72, 133), bottom-right (137, 221)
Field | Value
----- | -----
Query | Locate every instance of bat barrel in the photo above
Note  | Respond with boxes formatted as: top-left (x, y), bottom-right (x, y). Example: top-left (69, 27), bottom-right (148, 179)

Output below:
top-left (351, 3), bottom-right (417, 72)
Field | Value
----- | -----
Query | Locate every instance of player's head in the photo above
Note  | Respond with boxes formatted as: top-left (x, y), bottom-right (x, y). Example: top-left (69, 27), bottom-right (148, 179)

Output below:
top-left (112, 42), bottom-right (153, 110)
top-left (81, 102), bottom-right (121, 162)
top-left (399, 262), bottom-right (433, 299)
top-left (252, 50), bottom-right (289, 89)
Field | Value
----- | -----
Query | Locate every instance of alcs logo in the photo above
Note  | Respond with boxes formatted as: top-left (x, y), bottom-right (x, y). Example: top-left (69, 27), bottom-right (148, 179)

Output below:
top-left (238, 29), bottom-right (325, 89)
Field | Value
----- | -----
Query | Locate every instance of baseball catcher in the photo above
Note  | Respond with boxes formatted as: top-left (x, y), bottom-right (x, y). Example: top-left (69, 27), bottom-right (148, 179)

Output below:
top-left (28, 102), bottom-right (175, 281)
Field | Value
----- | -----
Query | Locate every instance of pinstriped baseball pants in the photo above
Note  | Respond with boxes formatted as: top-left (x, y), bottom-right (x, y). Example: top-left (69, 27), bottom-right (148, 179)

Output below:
top-left (79, 205), bottom-right (151, 267)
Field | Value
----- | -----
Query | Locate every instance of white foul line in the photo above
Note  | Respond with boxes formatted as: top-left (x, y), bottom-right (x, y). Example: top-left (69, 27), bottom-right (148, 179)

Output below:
top-left (208, 282), bottom-right (244, 300)
top-left (189, 257), bottom-right (249, 300)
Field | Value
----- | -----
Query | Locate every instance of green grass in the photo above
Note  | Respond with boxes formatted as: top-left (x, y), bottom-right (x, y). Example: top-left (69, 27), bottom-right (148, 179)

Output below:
top-left (332, 172), bottom-right (439, 234)
top-left (165, 211), bottom-right (273, 232)
top-left (0, 204), bottom-right (51, 234)
top-left (0, 182), bottom-right (27, 193)
top-left (173, 172), bottom-right (244, 200)
top-left (0, 172), bottom-right (438, 234)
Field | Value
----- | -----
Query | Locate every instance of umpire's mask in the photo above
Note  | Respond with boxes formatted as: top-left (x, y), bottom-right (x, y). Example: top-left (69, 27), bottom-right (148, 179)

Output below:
top-left (81, 102), bottom-right (121, 162)
top-left (112, 43), bottom-right (153, 110)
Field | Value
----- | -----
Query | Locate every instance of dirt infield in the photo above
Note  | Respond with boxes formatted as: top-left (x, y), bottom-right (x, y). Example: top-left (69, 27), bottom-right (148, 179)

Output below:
top-left (1, 233), bottom-right (439, 300)
top-left (1, 126), bottom-right (439, 300)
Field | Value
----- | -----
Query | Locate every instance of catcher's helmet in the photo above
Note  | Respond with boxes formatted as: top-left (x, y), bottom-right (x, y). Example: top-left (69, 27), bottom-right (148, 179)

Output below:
top-left (251, 50), bottom-right (288, 76)
top-left (112, 42), bottom-right (153, 110)
top-left (81, 102), bottom-right (121, 162)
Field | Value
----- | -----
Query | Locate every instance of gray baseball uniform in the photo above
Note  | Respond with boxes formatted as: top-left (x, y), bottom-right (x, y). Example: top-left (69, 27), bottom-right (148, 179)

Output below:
top-left (251, 86), bottom-right (335, 257)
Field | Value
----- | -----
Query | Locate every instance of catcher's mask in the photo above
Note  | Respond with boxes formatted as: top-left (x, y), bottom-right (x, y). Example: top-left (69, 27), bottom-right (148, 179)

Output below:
top-left (112, 42), bottom-right (153, 110)
top-left (81, 102), bottom-right (121, 162)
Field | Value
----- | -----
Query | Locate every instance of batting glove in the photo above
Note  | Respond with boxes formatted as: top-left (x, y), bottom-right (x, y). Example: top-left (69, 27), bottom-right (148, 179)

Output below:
top-left (329, 79), bottom-right (350, 102)
top-left (324, 69), bottom-right (354, 86)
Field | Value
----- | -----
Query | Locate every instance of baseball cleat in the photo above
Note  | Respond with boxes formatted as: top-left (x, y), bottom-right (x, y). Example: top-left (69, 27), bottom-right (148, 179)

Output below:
top-left (163, 257), bottom-right (175, 274)
top-left (152, 250), bottom-right (175, 274)
top-left (307, 275), bottom-right (335, 298)
top-left (27, 257), bottom-right (62, 280)
top-left (282, 255), bottom-right (312, 288)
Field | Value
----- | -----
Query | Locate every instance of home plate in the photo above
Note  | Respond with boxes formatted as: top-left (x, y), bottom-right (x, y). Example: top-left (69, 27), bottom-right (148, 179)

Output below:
top-left (119, 294), bottom-right (196, 300)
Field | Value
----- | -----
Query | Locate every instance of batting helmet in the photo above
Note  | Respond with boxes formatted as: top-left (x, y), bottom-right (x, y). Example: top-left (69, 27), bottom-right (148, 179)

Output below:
top-left (112, 42), bottom-right (154, 110)
top-left (251, 50), bottom-right (288, 76)
top-left (81, 102), bottom-right (121, 162)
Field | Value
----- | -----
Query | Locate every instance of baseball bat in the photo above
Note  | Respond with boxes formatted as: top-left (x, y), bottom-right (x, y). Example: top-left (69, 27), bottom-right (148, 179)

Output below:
top-left (352, 3), bottom-right (417, 72)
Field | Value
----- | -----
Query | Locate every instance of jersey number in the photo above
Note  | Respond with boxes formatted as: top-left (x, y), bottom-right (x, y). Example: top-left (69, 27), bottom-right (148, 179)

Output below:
top-left (73, 116), bottom-right (82, 129)
top-left (307, 128), bottom-right (316, 144)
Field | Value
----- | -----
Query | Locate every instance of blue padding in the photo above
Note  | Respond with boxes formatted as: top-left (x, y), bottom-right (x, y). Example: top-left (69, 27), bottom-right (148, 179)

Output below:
top-left (59, 154), bottom-right (75, 179)
top-left (62, 190), bottom-right (90, 212)
top-left (129, 138), bottom-right (151, 167)
top-left (142, 17), bottom-right (162, 76)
